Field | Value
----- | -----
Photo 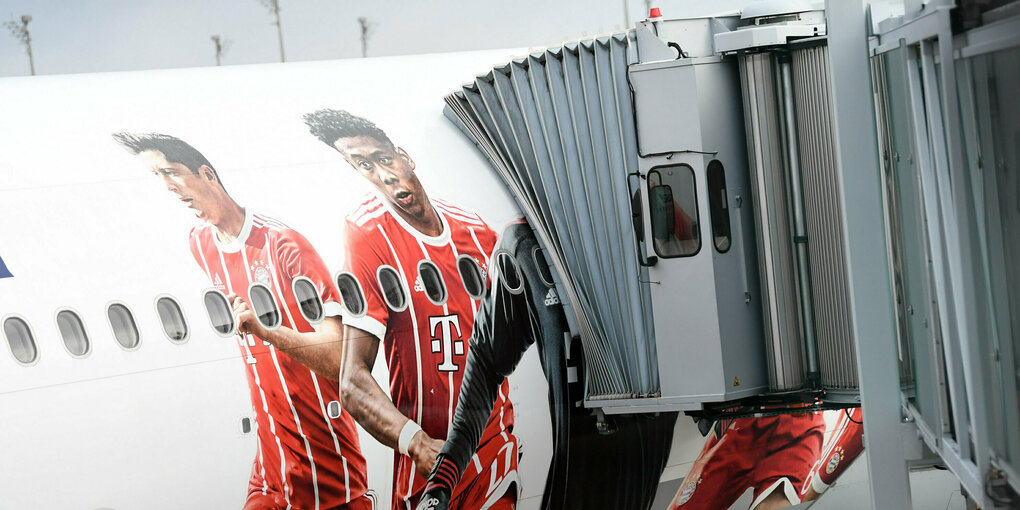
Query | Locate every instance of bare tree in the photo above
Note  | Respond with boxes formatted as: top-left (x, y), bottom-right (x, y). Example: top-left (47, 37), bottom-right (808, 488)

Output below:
top-left (358, 17), bottom-right (374, 58)
top-left (211, 35), bottom-right (232, 66)
top-left (256, 0), bottom-right (285, 62)
top-left (3, 14), bottom-right (34, 75)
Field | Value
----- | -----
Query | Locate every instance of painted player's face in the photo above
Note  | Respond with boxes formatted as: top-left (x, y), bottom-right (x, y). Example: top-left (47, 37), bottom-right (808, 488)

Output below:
top-left (138, 150), bottom-right (225, 223)
top-left (333, 135), bottom-right (429, 221)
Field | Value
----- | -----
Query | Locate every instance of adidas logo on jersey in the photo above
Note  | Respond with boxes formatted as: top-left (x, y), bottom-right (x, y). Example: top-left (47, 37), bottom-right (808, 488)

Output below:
top-left (544, 288), bottom-right (560, 306)
top-left (421, 496), bottom-right (440, 510)
top-left (213, 273), bottom-right (225, 290)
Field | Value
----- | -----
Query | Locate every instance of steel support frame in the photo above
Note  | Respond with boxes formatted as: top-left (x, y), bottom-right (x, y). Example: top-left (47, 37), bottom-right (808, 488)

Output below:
top-left (826, 1), bottom-right (913, 508)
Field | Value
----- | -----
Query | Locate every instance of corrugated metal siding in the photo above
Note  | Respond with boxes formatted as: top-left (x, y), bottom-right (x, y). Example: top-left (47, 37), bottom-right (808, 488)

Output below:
top-left (738, 52), bottom-right (807, 391)
top-left (791, 45), bottom-right (859, 389)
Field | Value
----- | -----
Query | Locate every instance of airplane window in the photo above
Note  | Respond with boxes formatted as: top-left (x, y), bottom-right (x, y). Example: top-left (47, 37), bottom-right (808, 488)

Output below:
top-left (417, 260), bottom-right (447, 306)
top-left (3, 316), bottom-right (38, 365)
top-left (156, 296), bottom-right (189, 343)
top-left (292, 277), bottom-right (324, 324)
top-left (107, 303), bottom-right (140, 349)
top-left (707, 160), bottom-right (732, 253)
top-left (241, 417), bottom-right (252, 434)
top-left (336, 272), bottom-right (366, 318)
top-left (328, 400), bottom-right (342, 419)
top-left (203, 290), bottom-right (235, 337)
top-left (495, 252), bottom-right (523, 294)
top-left (648, 164), bottom-right (701, 258)
top-left (531, 246), bottom-right (556, 288)
top-left (456, 255), bottom-right (485, 300)
top-left (56, 309), bottom-right (90, 357)
top-left (377, 266), bottom-right (408, 312)
top-left (249, 284), bottom-right (282, 330)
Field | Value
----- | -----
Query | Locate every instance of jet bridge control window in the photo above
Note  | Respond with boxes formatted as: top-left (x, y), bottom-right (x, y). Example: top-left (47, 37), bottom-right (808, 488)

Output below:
top-left (648, 164), bottom-right (700, 258)
top-left (156, 296), bottom-right (189, 343)
top-left (107, 303), bottom-right (140, 349)
top-left (3, 316), bottom-right (38, 365)
top-left (56, 309), bottom-right (90, 357)
top-left (203, 290), bottom-right (235, 337)
top-left (706, 160), bottom-right (732, 253)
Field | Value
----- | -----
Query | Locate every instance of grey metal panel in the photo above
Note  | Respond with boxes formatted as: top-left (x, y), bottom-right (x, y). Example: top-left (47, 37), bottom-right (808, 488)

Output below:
top-left (791, 45), bottom-right (859, 390)
top-left (738, 51), bottom-right (807, 391)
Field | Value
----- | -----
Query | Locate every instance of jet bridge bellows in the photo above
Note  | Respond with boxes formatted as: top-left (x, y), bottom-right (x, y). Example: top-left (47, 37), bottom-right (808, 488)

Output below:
top-left (445, 18), bottom-right (769, 412)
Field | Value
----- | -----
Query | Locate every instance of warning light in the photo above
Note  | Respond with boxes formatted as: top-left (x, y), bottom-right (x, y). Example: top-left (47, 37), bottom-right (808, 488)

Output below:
top-left (649, 7), bottom-right (662, 18)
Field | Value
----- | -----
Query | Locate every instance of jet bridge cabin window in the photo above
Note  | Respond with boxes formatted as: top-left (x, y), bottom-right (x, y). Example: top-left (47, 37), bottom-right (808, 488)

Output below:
top-left (706, 160), bottom-right (732, 253)
top-left (647, 164), bottom-right (700, 258)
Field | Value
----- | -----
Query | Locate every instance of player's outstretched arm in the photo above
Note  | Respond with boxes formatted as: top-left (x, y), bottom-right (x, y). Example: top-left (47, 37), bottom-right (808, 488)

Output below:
top-left (231, 294), bottom-right (343, 380)
top-left (340, 324), bottom-right (443, 477)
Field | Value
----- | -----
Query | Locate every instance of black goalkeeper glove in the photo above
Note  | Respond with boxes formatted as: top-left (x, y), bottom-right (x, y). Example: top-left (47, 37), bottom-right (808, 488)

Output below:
top-left (416, 454), bottom-right (460, 510)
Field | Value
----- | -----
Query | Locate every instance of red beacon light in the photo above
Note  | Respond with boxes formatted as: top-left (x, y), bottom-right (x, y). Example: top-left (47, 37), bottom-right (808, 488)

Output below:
top-left (649, 7), bottom-right (662, 19)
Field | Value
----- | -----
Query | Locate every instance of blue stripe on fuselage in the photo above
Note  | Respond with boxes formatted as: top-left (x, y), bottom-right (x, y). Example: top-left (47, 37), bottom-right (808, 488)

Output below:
top-left (0, 255), bottom-right (11, 278)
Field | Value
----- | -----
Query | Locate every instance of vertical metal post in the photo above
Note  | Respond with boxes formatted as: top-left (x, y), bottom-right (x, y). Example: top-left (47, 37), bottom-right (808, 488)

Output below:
top-left (825, 1), bottom-right (912, 508)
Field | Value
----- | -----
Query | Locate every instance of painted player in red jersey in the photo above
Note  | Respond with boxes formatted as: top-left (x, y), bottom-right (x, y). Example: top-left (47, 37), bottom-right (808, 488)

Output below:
top-left (801, 407), bottom-right (865, 502)
top-left (669, 412), bottom-right (826, 510)
top-left (303, 110), bottom-right (518, 510)
top-left (113, 132), bottom-right (370, 510)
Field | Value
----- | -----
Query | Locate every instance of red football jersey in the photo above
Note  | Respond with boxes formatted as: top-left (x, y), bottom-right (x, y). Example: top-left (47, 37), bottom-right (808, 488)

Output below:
top-left (189, 209), bottom-right (368, 509)
top-left (342, 195), bottom-right (515, 510)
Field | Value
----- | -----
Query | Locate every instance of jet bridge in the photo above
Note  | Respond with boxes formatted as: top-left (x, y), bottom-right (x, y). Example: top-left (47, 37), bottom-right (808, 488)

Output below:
top-left (449, 1), bottom-right (1020, 506)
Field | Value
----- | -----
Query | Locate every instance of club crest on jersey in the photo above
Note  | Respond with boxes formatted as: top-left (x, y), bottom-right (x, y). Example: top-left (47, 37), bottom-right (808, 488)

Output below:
top-left (825, 446), bottom-right (845, 475)
top-left (676, 477), bottom-right (700, 505)
top-left (250, 261), bottom-right (272, 284)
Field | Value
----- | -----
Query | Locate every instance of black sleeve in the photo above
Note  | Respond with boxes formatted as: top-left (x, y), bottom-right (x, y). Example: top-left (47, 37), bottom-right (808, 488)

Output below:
top-left (434, 223), bottom-right (542, 479)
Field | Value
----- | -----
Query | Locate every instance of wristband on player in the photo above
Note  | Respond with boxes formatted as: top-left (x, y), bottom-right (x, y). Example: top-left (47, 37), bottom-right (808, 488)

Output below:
top-left (398, 419), bottom-right (422, 456)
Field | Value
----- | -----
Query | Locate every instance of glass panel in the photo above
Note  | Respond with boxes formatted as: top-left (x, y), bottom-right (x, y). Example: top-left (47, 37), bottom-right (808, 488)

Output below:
top-left (418, 261), bottom-right (447, 305)
top-left (56, 310), bottom-right (90, 357)
top-left (456, 256), bottom-right (485, 299)
top-left (882, 45), bottom-right (940, 429)
top-left (647, 164), bottom-right (700, 258)
top-left (3, 317), bottom-right (38, 364)
top-left (706, 160), bottom-right (732, 253)
top-left (969, 44), bottom-right (1020, 467)
top-left (249, 285), bottom-right (281, 329)
top-left (378, 266), bottom-right (408, 310)
top-left (496, 252), bottom-right (522, 293)
top-left (156, 297), bottom-right (189, 343)
top-left (293, 278), bottom-right (324, 324)
top-left (107, 304), bottom-right (140, 349)
top-left (336, 273), bottom-right (366, 317)
top-left (203, 290), bottom-right (235, 336)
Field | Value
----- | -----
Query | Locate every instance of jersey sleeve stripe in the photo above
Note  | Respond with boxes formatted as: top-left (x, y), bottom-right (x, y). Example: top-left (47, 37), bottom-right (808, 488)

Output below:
top-left (434, 203), bottom-right (484, 226)
top-left (343, 314), bottom-right (387, 342)
top-left (323, 301), bottom-right (342, 318)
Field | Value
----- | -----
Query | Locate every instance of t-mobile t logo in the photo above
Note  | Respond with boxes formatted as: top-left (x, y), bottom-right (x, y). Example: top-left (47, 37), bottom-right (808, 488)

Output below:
top-left (429, 314), bottom-right (464, 372)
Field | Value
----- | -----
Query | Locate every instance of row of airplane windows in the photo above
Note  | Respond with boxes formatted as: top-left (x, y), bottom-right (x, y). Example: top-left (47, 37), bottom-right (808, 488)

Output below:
top-left (2, 249), bottom-right (546, 367)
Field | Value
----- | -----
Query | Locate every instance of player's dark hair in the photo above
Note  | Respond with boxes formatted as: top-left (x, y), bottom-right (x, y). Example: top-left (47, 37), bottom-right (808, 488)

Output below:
top-left (111, 132), bottom-right (219, 180)
top-left (302, 109), bottom-right (394, 150)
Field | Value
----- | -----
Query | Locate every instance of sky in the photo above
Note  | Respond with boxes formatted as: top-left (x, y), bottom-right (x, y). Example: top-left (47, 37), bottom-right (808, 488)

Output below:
top-left (0, 0), bottom-right (750, 77)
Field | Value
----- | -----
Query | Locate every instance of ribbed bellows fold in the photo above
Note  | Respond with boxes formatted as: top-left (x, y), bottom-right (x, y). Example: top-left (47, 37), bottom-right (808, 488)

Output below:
top-left (444, 34), bottom-right (659, 400)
